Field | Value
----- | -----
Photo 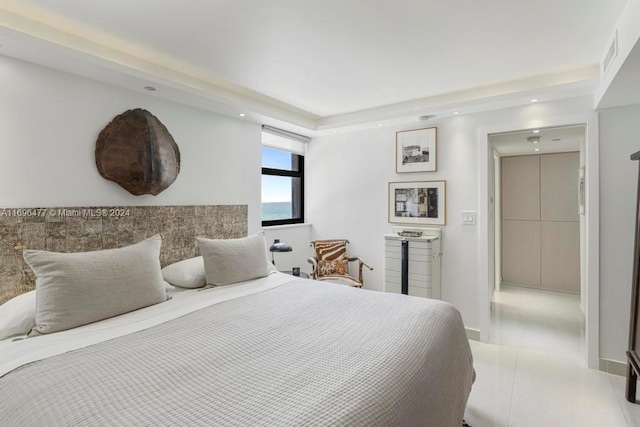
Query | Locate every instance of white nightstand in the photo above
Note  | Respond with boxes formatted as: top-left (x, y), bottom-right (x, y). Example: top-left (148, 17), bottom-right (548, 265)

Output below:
top-left (383, 227), bottom-right (441, 299)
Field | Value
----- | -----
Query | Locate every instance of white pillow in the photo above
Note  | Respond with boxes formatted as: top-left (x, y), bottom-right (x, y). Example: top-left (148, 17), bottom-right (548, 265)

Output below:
top-left (162, 256), bottom-right (207, 288)
top-left (197, 232), bottom-right (271, 286)
top-left (0, 290), bottom-right (36, 340)
top-left (24, 235), bottom-right (167, 336)
top-left (268, 262), bottom-right (277, 274)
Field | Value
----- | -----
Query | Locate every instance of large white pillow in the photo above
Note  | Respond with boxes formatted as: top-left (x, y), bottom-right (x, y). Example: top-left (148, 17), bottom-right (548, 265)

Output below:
top-left (197, 233), bottom-right (271, 286)
top-left (162, 256), bottom-right (207, 289)
top-left (0, 290), bottom-right (36, 340)
top-left (23, 235), bottom-right (167, 336)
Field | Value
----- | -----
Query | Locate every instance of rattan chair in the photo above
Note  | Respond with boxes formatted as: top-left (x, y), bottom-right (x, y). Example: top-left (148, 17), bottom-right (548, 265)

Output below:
top-left (307, 239), bottom-right (373, 288)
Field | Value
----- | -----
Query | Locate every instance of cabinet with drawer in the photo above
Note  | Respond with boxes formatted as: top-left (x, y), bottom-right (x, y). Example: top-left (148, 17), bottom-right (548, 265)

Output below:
top-left (383, 231), bottom-right (441, 299)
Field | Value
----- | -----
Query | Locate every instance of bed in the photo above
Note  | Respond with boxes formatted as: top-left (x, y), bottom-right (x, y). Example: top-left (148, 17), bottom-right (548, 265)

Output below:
top-left (0, 205), bottom-right (474, 426)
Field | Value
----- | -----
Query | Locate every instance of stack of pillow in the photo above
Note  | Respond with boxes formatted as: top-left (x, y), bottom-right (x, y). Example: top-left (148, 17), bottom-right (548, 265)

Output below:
top-left (164, 233), bottom-right (274, 288)
top-left (0, 232), bottom-right (275, 341)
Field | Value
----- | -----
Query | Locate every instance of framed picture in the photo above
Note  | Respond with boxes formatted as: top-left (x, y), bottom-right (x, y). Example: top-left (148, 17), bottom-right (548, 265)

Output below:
top-left (388, 180), bottom-right (446, 225)
top-left (578, 167), bottom-right (585, 215)
top-left (396, 127), bottom-right (437, 173)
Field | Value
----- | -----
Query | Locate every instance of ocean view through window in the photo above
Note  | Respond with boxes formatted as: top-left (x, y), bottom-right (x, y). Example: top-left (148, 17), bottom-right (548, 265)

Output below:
top-left (262, 201), bottom-right (293, 221)
top-left (261, 127), bottom-right (306, 226)
top-left (262, 173), bottom-right (294, 220)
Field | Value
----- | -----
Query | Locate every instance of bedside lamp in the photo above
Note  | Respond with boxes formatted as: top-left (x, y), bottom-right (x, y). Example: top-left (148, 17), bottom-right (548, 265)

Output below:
top-left (269, 239), bottom-right (292, 266)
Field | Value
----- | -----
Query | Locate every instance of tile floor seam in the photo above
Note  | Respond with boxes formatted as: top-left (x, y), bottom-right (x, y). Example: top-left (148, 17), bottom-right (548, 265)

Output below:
top-left (506, 347), bottom-right (519, 427)
top-left (610, 374), bottom-right (633, 426)
top-left (482, 285), bottom-right (634, 426)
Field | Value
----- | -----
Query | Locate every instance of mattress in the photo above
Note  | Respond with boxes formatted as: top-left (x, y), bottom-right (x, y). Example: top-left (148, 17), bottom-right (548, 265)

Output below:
top-left (0, 273), bottom-right (474, 426)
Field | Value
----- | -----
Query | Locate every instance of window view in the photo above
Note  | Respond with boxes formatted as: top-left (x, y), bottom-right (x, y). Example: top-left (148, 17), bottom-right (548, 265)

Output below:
top-left (261, 145), bottom-right (304, 225)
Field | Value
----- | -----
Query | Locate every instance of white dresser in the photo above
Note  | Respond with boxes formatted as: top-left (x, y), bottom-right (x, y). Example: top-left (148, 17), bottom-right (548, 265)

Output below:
top-left (384, 228), bottom-right (441, 299)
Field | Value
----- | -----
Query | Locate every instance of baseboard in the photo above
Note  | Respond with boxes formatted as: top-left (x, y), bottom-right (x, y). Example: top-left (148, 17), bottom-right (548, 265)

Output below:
top-left (599, 358), bottom-right (627, 377)
top-left (466, 328), bottom-right (480, 341)
top-left (500, 281), bottom-right (579, 295)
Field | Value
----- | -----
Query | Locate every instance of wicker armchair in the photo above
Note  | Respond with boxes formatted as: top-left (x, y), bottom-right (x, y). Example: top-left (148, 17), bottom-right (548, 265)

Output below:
top-left (307, 239), bottom-right (373, 288)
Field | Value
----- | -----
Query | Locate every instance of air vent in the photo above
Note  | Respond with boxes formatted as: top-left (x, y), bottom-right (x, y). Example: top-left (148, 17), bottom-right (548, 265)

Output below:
top-left (603, 30), bottom-right (618, 75)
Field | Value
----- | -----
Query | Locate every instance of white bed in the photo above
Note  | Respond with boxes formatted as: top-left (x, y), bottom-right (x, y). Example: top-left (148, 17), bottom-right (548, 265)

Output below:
top-left (0, 231), bottom-right (474, 426)
top-left (0, 273), bottom-right (293, 375)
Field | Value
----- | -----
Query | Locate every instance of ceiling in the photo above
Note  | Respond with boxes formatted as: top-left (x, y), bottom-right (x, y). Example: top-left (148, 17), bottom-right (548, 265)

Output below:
top-left (0, 0), bottom-right (628, 134)
top-left (490, 125), bottom-right (584, 157)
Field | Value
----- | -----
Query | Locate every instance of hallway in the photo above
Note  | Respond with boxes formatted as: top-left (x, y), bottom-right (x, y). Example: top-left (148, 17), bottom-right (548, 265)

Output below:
top-left (490, 284), bottom-right (584, 358)
top-left (462, 285), bottom-right (639, 426)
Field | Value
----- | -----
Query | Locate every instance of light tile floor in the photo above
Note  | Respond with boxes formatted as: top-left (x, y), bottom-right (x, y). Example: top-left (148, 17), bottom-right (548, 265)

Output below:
top-left (463, 284), bottom-right (640, 426)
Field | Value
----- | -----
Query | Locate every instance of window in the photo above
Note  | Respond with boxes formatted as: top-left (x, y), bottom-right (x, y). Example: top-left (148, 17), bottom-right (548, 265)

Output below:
top-left (261, 126), bottom-right (308, 226)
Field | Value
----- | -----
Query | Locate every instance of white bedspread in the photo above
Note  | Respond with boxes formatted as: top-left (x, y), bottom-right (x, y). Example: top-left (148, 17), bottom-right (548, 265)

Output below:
top-left (0, 273), bottom-right (474, 426)
top-left (0, 272), bottom-right (293, 377)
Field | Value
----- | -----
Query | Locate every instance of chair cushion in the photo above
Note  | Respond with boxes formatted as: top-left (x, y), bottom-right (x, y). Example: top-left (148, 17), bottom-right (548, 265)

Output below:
top-left (313, 240), bottom-right (348, 260)
top-left (317, 259), bottom-right (349, 276)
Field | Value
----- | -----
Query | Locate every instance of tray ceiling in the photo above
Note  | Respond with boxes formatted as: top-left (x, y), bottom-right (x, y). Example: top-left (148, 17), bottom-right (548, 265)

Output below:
top-left (0, 0), bottom-right (627, 133)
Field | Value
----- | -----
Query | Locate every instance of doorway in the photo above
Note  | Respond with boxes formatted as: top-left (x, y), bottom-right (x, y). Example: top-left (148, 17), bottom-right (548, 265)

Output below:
top-left (490, 126), bottom-right (585, 357)
top-left (481, 122), bottom-right (598, 367)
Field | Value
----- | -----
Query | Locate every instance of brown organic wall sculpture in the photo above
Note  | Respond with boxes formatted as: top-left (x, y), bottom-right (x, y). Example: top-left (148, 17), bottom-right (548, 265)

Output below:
top-left (96, 108), bottom-right (180, 195)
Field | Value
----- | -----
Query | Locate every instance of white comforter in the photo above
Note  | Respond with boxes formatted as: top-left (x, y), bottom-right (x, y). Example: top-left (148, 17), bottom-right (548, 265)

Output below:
top-left (0, 273), bottom-right (474, 426)
top-left (0, 272), bottom-right (294, 376)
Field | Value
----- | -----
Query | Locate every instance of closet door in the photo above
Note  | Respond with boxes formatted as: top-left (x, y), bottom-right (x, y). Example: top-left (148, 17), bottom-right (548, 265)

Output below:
top-left (540, 152), bottom-right (580, 292)
top-left (541, 222), bottom-right (580, 292)
top-left (541, 152), bottom-right (579, 222)
top-left (502, 155), bottom-right (540, 221)
top-left (502, 220), bottom-right (541, 287)
top-left (501, 155), bottom-right (541, 287)
top-left (501, 153), bottom-right (579, 292)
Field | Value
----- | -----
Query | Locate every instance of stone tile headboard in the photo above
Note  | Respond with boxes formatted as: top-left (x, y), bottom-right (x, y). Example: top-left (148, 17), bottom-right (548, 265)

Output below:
top-left (0, 205), bottom-right (247, 304)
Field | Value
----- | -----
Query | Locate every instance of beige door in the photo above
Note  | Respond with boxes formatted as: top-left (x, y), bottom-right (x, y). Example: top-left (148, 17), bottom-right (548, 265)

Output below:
top-left (501, 152), bottom-right (580, 293)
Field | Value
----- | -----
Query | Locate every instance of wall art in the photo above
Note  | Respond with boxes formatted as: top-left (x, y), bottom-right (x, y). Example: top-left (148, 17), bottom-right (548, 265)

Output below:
top-left (96, 108), bottom-right (180, 196)
top-left (388, 180), bottom-right (446, 225)
top-left (396, 127), bottom-right (437, 173)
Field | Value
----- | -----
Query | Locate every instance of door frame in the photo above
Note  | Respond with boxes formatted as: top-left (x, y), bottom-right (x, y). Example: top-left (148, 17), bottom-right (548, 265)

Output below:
top-left (478, 112), bottom-right (599, 368)
top-left (493, 149), bottom-right (501, 294)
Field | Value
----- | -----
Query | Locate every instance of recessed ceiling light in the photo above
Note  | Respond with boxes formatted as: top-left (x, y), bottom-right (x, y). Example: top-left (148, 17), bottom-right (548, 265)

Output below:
top-left (534, 148), bottom-right (540, 152)
top-left (239, 113), bottom-right (246, 117)
top-left (377, 123), bottom-right (384, 127)
top-left (144, 86), bottom-right (156, 91)
top-left (332, 130), bottom-right (338, 134)
top-left (527, 136), bottom-right (540, 144)
top-left (532, 129), bottom-right (540, 134)
top-left (530, 98), bottom-right (539, 103)
top-left (452, 111), bottom-right (460, 115)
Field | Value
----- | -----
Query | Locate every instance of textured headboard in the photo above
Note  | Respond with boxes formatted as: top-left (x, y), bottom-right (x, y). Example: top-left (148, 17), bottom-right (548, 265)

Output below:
top-left (0, 205), bottom-right (247, 304)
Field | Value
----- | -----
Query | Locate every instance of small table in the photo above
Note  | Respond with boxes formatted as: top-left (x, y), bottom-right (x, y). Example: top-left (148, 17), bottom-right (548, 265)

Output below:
top-left (282, 270), bottom-right (309, 279)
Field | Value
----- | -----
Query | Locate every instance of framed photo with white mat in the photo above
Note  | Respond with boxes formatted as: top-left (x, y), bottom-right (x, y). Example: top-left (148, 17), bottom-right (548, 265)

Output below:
top-left (396, 127), bottom-right (437, 173)
top-left (388, 180), bottom-right (446, 226)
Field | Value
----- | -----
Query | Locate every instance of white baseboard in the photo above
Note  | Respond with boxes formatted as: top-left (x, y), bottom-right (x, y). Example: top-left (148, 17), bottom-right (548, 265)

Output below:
top-left (599, 358), bottom-right (626, 377)
top-left (466, 328), bottom-right (480, 341)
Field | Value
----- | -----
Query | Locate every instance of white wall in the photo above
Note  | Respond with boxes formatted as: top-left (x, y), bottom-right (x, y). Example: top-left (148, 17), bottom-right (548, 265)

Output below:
top-left (599, 103), bottom-right (640, 362)
top-left (7, 51), bottom-right (636, 363)
top-left (0, 55), bottom-right (262, 233)
top-left (307, 96), bottom-right (595, 332)
top-left (262, 225), bottom-right (313, 274)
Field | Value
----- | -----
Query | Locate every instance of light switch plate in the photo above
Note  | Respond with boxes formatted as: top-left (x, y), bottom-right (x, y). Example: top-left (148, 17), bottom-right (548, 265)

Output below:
top-left (461, 211), bottom-right (477, 225)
